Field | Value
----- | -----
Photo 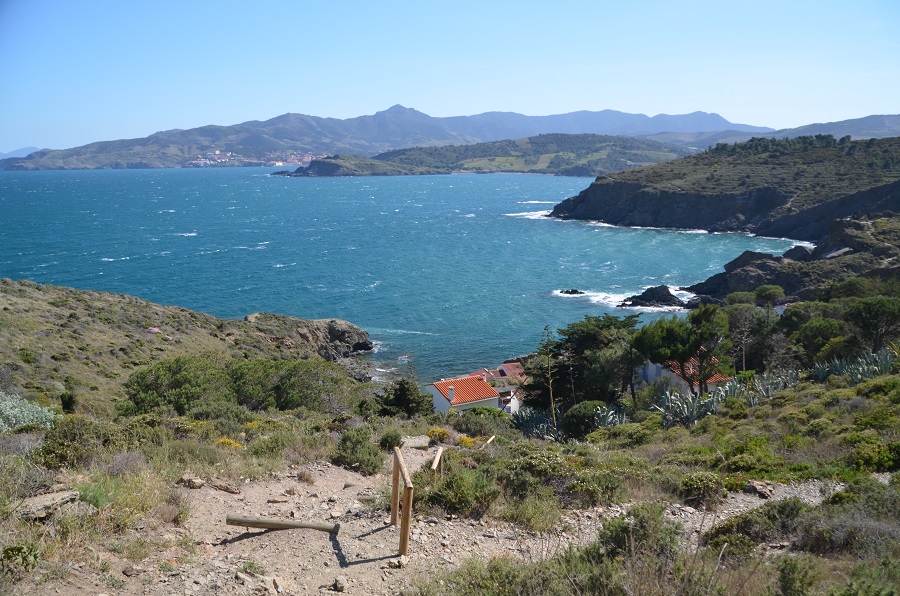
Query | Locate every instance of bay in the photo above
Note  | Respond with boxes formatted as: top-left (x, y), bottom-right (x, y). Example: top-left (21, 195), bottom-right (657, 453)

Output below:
top-left (0, 168), bottom-right (800, 381)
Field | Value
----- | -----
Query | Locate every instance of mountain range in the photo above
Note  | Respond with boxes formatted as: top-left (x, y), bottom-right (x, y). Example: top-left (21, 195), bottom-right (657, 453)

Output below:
top-left (3, 107), bottom-right (899, 171)
top-left (0, 106), bottom-right (770, 170)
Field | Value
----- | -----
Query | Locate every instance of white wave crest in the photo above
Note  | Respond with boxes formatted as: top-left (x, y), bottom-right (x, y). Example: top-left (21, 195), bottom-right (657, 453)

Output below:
top-left (503, 210), bottom-right (551, 219)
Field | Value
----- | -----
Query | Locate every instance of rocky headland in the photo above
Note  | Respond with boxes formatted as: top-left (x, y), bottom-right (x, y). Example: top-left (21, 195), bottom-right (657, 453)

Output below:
top-left (549, 136), bottom-right (900, 301)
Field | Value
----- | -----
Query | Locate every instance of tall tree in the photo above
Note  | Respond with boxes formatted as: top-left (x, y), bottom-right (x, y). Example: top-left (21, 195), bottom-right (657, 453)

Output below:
top-left (525, 315), bottom-right (639, 411)
top-left (634, 305), bottom-right (730, 396)
top-left (844, 296), bottom-right (900, 353)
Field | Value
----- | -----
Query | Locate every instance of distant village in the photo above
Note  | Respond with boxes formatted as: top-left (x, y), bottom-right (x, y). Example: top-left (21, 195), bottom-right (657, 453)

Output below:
top-left (184, 149), bottom-right (326, 168)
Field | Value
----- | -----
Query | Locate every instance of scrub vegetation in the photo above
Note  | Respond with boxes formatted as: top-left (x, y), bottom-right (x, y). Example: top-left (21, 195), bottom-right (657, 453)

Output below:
top-left (1, 258), bottom-right (900, 593)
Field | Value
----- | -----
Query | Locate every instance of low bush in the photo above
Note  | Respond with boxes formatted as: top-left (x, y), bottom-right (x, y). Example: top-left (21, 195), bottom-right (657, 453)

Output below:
top-left (0, 390), bottom-right (57, 433)
top-left (428, 466), bottom-right (498, 516)
top-left (332, 427), bottom-right (384, 475)
top-left (378, 429), bottom-right (404, 450)
top-left (703, 497), bottom-right (808, 545)
top-left (427, 426), bottom-right (450, 444)
top-left (561, 400), bottom-right (606, 438)
top-left (678, 471), bottom-right (724, 508)
top-left (795, 476), bottom-right (900, 555)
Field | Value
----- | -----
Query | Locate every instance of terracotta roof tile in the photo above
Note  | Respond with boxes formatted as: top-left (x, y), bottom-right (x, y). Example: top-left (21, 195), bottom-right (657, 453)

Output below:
top-left (430, 376), bottom-right (500, 406)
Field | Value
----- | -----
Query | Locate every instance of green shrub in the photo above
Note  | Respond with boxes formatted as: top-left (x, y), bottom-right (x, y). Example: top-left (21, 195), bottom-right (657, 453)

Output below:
top-left (0, 542), bottom-right (39, 578)
top-left (703, 497), bottom-right (808, 545)
top-left (796, 477), bottom-right (900, 555)
top-left (776, 555), bottom-right (817, 596)
top-left (34, 414), bottom-right (124, 469)
top-left (0, 390), bottom-right (57, 433)
top-left (562, 400), bottom-right (606, 438)
top-left (597, 502), bottom-right (680, 559)
top-left (333, 427), bottom-right (384, 475)
top-left (567, 470), bottom-right (621, 507)
top-left (499, 483), bottom-right (561, 532)
top-left (123, 355), bottom-right (234, 416)
top-left (430, 467), bottom-right (498, 516)
top-left (677, 471), bottom-right (724, 508)
top-left (706, 533), bottom-right (755, 561)
top-left (450, 408), bottom-right (511, 437)
top-left (378, 429), bottom-right (404, 450)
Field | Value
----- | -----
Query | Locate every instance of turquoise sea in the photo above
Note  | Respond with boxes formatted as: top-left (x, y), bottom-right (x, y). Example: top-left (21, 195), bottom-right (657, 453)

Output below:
top-left (0, 168), bottom-right (802, 381)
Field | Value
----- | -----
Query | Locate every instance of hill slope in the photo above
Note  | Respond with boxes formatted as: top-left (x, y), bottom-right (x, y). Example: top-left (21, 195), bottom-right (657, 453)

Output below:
top-left (644, 114), bottom-right (900, 148)
top-left (550, 135), bottom-right (900, 240)
top-left (0, 279), bottom-right (372, 410)
top-left (275, 133), bottom-right (693, 177)
top-left (0, 106), bottom-right (767, 170)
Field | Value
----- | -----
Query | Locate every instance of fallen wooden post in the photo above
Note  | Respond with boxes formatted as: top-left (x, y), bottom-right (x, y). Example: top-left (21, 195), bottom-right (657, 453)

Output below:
top-left (226, 515), bottom-right (340, 535)
top-left (479, 435), bottom-right (495, 450)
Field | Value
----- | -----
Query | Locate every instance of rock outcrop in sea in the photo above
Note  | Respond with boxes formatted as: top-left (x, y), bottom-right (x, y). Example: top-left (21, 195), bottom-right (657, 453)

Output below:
top-left (619, 285), bottom-right (684, 308)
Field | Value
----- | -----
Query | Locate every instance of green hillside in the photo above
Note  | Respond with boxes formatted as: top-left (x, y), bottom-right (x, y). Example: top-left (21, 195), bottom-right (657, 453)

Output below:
top-left (551, 135), bottom-right (900, 238)
top-left (609, 135), bottom-right (900, 214)
top-left (277, 133), bottom-right (692, 177)
top-left (0, 279), bottom-right (372, 414)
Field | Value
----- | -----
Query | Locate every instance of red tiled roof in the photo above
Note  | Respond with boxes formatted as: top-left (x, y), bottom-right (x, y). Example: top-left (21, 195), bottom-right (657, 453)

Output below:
top-left (469, 368), bottom-right (502, 382)
top-left (430, 376), bottom-right (500, 406)
top-left (498, 362), bottom-right (525, 378)
top-left (665, 356), bottom-right (733, 385)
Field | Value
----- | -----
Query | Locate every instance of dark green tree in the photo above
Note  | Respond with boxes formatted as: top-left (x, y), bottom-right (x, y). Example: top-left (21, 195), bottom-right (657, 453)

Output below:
top-left (634, 305), bottom-right (730, 396)
top-left (380, 378), bottom-right (433, 417)
top-left (525, 315), bottom-right (639, 411)
top-left (844, 296), bottom-right (900, 353)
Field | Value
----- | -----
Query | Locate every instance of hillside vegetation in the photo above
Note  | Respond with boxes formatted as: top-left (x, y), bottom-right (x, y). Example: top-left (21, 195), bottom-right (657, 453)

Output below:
top-left (0, 279), bottom-right (372, 414)
top-left (276, 133), bottom-right (692, 178)
top-left (551, 135), bottom-right (900, 238)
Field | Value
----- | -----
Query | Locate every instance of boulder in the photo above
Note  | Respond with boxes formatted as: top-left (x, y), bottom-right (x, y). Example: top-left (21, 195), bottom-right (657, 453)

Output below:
top-left (619, 285), bottom-right (684, 308)
top-left (743, 479), bottom-right (775, 499)
top-left (16, 489), bottom-right (79, 521)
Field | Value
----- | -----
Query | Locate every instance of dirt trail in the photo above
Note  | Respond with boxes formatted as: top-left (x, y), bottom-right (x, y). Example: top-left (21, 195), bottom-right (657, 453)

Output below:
top-left (26, 437), bottom-right (841, 595)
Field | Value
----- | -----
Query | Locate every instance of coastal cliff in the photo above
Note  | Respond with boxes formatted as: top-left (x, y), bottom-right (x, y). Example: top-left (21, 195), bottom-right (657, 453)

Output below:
top-left (549, 136), bottom-right (900, 301)
top-left (685, 213), bottom-right (900, 300)
top-left (550, 181), bottom-right (789, 235)
top-left (549, 135), bottom-right (900, 241)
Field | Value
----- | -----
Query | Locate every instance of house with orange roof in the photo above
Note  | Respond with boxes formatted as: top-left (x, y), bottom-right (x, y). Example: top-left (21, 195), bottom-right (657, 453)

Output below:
top-left (426, 375), bottom-right (501, 414)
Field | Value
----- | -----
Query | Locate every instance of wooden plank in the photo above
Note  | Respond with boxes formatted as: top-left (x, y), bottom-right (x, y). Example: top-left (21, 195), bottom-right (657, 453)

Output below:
top-left (479, 435), bottom-right (495, 450)
top-left (390, 450), bottom-right (400, 526)
top-left (393, 446), bottom-right (412, 487)
top-left (225, 516), bottom-right (340, 535)
top-left (430, 447), bottom-right (444, 472)
top-left (399, 485), bottom-right (414, 556)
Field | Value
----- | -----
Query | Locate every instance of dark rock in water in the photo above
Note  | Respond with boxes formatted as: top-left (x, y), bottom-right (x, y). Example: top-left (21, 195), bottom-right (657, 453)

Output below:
top-left (559, 288), bottom-right (585, 295)
top-left (619, 285), bottom-right (684, 308)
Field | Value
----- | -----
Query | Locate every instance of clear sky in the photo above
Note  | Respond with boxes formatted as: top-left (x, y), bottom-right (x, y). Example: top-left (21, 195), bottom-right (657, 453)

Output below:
top-left (1, 0), bottom-right (898, 153)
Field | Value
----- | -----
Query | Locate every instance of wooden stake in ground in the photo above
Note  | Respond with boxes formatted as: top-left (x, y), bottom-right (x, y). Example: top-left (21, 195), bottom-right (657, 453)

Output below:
top-left (225, 516), bottom-right (340, 535)
top-left (392, 446), bottom-right (415, 556)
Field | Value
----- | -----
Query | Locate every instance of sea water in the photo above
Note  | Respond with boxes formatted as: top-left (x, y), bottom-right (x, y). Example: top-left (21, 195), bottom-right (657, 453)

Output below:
top-left (0, 168), bottom-right (801, 381)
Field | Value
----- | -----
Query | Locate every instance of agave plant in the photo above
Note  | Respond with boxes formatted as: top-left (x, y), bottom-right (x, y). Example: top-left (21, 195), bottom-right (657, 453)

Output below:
top-left (513, 407), bottom-right (566, 442)
top-left (652, 389), bottom-right (721, 428)
top-left (593, 404), bottom-right (627, 429)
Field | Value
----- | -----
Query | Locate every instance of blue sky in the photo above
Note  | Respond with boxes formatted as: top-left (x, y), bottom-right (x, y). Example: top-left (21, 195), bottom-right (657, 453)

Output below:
top-left (1, 0), bottom-right (898, 153)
